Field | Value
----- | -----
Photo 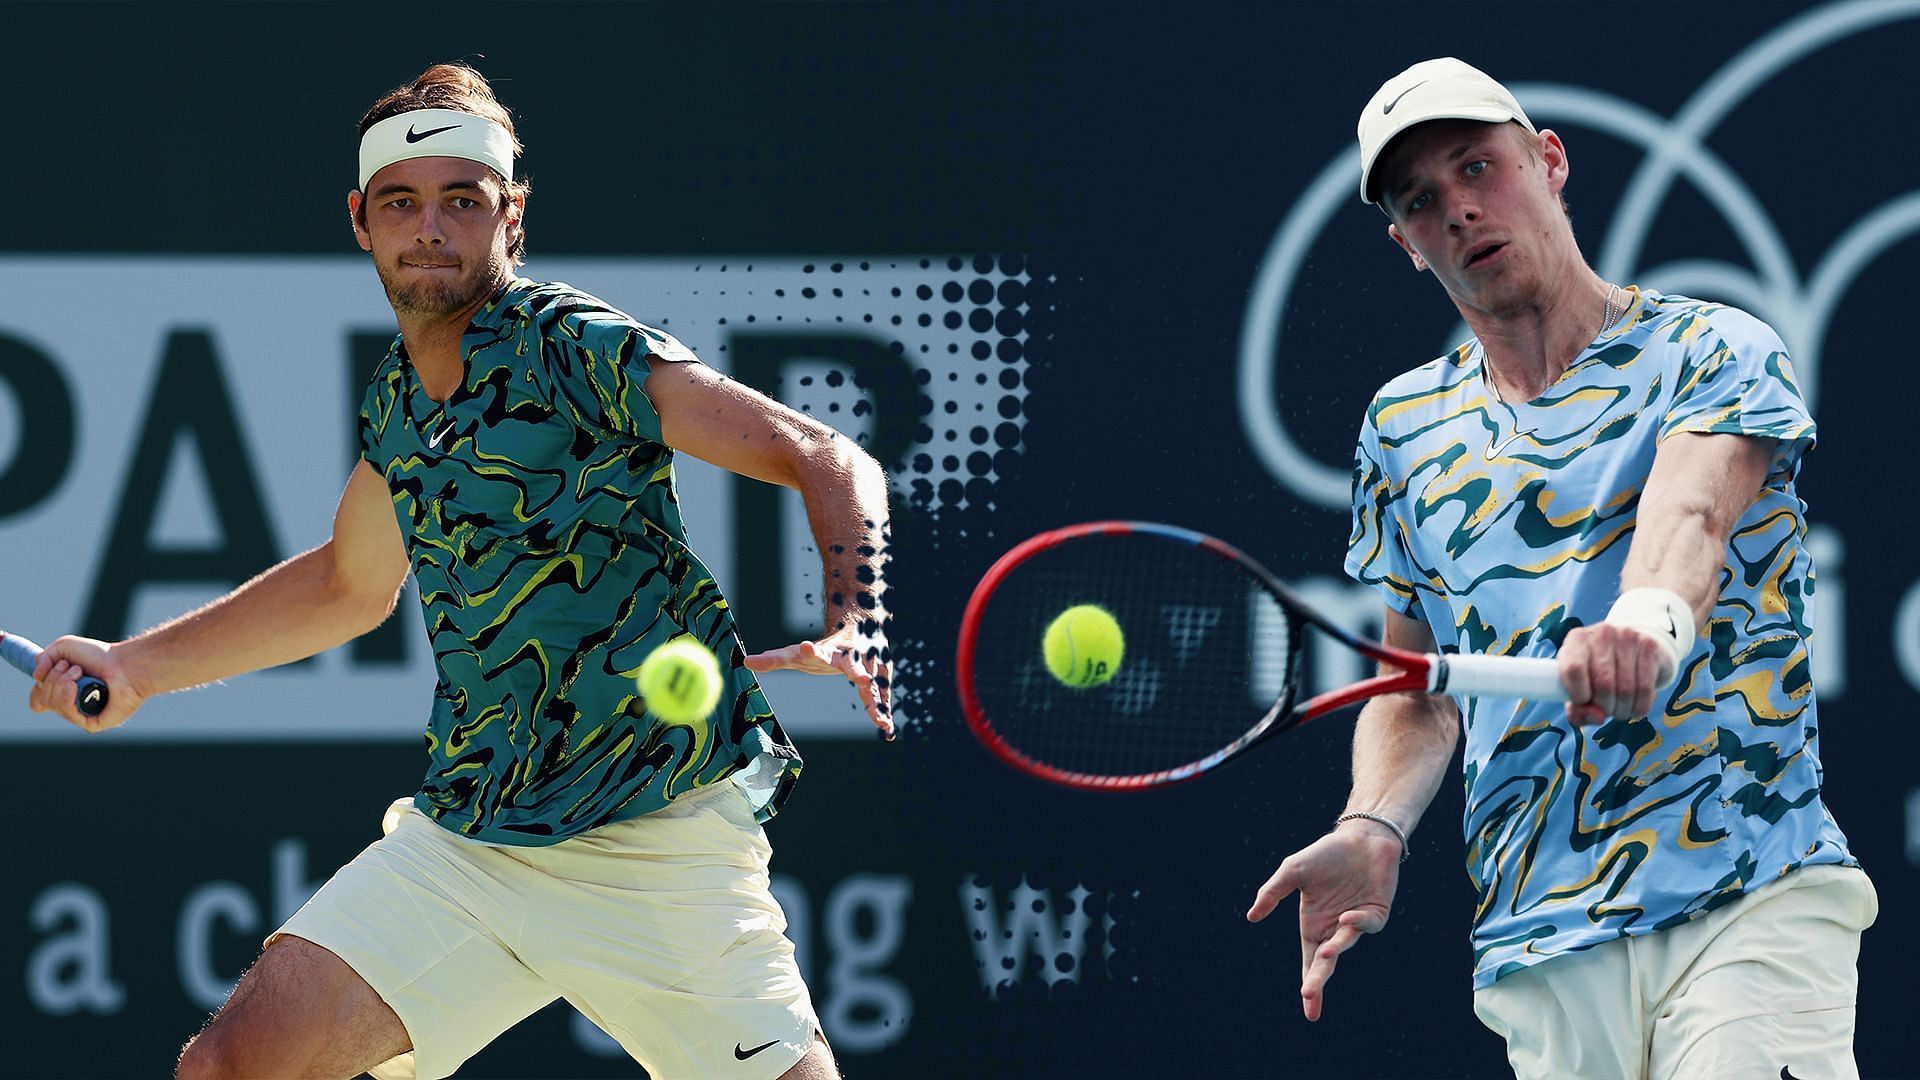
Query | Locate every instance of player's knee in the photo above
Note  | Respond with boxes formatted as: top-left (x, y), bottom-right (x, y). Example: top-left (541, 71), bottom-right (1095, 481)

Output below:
top-left (175, 1029), bottom-right (236, 1080)
top-left (176, 1023), bottom-right (281, 1080)
top-left (777, 1033), bottom-right (841, 1080)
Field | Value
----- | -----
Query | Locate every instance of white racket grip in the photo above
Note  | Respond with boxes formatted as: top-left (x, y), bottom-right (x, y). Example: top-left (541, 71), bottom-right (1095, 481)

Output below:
top-left (1431, 653), bottom-right (1568, 701)
top-left (0, 632), bottom-right (41, 677)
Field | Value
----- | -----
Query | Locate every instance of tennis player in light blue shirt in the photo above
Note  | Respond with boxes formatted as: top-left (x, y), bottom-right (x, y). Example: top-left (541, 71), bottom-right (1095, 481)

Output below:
top-left (1249, 58), bottom-right (1873, 1079)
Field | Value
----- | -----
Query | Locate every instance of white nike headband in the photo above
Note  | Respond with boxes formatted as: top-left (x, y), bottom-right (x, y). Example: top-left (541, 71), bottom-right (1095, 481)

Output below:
top-left (357, 108), bottom-right (515, 191)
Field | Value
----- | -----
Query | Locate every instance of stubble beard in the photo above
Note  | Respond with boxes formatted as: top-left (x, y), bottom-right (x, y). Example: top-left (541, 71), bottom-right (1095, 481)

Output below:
top-left (377, 251), bottom-right (506, 318)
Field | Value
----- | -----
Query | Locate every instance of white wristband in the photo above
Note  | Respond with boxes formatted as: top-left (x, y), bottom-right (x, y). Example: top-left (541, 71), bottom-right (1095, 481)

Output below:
top-left (1604, 587), bottom-right (1695, 691)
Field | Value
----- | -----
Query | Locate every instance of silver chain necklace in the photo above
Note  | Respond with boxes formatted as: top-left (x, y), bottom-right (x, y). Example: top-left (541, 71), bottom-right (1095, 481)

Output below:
top-left (1600, 283), bottom-right (1623, 333)
top-left (1485, 283), bottom-right (1625, 408)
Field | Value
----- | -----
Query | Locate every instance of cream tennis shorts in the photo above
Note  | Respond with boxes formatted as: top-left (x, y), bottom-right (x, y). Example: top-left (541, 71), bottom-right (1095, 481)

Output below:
top-left (1473, 863), bottom-right (1876, 1080)
top-left (270, 783), bottom-right (818, 1080)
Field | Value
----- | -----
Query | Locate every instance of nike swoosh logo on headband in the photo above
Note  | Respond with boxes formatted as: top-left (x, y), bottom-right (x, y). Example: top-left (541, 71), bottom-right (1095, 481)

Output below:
top-left (405, 123), bottom-right (461, 143)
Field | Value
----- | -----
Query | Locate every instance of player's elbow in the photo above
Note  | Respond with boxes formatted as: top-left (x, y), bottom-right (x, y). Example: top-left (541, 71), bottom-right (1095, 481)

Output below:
top-left (1426, 696), bottom-right (1463, 741)
top-left (315, 540), bottom-right (408, 634)
top-left (844, 440), bottom-right (888, 492)
top-left (788, 423), bottom-right (885, 495)
top-left (1400, 691), bottom-right (1463, 740)
top-left (830, 438), bottom-right (890, 514)
top-left (351, 573), bottom-right (408, 635)
top-left (363, 577), bottom-right (406, 629)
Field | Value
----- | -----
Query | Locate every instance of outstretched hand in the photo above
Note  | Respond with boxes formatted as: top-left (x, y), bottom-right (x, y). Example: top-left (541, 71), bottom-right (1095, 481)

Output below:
top-left (1247, 825), bottom-right (1403, 1021)
top-left (745, 624), bottom-right (893, 739)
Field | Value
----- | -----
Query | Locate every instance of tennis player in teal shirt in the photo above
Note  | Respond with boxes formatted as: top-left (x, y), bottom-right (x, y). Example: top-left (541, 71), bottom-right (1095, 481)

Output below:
top-left (28, 63), bottom-right (887, 1080)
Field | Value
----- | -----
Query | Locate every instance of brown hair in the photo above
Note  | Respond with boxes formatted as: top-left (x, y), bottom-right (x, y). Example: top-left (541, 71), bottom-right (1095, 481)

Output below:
top-left (356, 63), bottom-right (531, 263)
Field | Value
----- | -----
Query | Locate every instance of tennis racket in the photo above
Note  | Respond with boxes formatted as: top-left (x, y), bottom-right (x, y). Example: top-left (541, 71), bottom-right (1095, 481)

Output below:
top-left (1, 631), bottom-right (108, 717)
top-left (955, 521), bottom-right (1567, 790)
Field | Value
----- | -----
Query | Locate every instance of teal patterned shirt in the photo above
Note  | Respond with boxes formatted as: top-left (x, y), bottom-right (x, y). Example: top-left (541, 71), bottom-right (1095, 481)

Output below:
top-left (1345, 290), bottom-right (1855, 988)
top-left (359, 278), bottom-right (801, 846)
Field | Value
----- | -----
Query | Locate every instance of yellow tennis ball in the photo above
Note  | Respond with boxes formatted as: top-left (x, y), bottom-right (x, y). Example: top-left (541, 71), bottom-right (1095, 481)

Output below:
top-left (637, 637), bottom-right (724, 723)
top-left (1043, 604), bottom-right (1125, 688)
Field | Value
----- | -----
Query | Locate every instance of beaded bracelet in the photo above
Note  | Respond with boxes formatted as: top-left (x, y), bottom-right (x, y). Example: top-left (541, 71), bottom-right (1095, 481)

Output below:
top-left (1335, 811), bottom-right (1410, 862)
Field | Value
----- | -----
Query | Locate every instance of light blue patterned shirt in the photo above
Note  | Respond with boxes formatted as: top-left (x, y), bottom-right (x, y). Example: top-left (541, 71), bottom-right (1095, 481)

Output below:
top-left (1344, 289), bottom-right (1855, 988)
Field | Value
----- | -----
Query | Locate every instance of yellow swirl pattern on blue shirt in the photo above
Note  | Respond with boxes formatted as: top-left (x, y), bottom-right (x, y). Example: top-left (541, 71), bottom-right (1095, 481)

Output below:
top-left (1344, 291), bottom-right (1854, 988)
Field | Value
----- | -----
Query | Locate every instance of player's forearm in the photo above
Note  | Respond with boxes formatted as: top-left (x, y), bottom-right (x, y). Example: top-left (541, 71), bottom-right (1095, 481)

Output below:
top-left (1619, 502), bottom-right (1735, 629)
top-left (1343, 691), bottom-right (1460, 838)
top-left (119, 542), bottom-right (400, 697)
top-left (1622, 434), bottom-right (1772, 626)
top-left (793, 438), bottom-right (892, 641)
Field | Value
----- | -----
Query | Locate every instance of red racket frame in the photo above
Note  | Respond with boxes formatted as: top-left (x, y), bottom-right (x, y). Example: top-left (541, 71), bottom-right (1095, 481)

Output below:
top-left (955, 521), bottom-right (1437, 791)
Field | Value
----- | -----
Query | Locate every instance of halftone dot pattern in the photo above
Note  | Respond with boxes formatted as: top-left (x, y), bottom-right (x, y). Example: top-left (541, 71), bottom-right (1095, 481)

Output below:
top-left (961, 874), bottom-right (1116, 996)
top-left (560, 256), bottom-right (1034, 738)
top-left (901, 253), bottom-right (1033, 515)
top-left (966, 532), bottom-right (1296, 781)
top-left (633, 256), bottom-right (1031, 514)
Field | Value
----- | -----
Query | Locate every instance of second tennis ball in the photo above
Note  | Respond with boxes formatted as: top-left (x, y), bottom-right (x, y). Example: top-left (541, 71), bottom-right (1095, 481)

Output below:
top-left (1043, 604), bottom-right (1125, 688)
top-left (638, 637), bottom-right (724, 723)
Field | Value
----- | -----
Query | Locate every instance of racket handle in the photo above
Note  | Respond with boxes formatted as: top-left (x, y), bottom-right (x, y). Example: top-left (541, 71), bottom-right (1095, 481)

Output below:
top-left (1431, 653), bottom-right (1568, 702)
top-left (1, 633), bottom-right (110, 718)
top-left (0, 633), bottom-right (38, 677)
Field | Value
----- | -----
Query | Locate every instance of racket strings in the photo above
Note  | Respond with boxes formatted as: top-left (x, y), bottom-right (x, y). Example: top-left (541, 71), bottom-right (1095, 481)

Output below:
top-left (969, 533), bottom-right (1296, 781)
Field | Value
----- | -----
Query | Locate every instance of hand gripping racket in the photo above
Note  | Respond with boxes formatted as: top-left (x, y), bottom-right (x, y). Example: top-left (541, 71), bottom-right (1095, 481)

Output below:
top-left (1, 631), bottom-right (109, 717)
top-left (955, 521), bottom-right (1567, 790)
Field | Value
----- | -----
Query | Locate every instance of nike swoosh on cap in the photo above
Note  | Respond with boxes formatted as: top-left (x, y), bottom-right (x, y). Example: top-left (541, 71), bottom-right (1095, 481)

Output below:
top-left (405, 123), bottom-right (461, 143)
top-left (1383, 80), bottom-right (1429, 114)
top-left (734, 1040), bottom-right (781, 1060)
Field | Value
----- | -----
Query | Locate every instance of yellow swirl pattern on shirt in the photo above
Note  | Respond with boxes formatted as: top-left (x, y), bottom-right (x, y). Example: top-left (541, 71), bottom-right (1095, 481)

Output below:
top-left (359, 280), bottom-right (799, 846)
top-left (1345, 292), bottom-right (1853, 989)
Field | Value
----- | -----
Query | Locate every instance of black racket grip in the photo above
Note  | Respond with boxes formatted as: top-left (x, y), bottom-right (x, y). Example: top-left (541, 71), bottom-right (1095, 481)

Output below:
top-left (73, 675), bottom-right (110, 718)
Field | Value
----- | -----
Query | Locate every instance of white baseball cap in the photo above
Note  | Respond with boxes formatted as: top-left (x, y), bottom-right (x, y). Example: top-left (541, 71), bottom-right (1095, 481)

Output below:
top-left (1357, 57), bottom-right (1535, 205)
